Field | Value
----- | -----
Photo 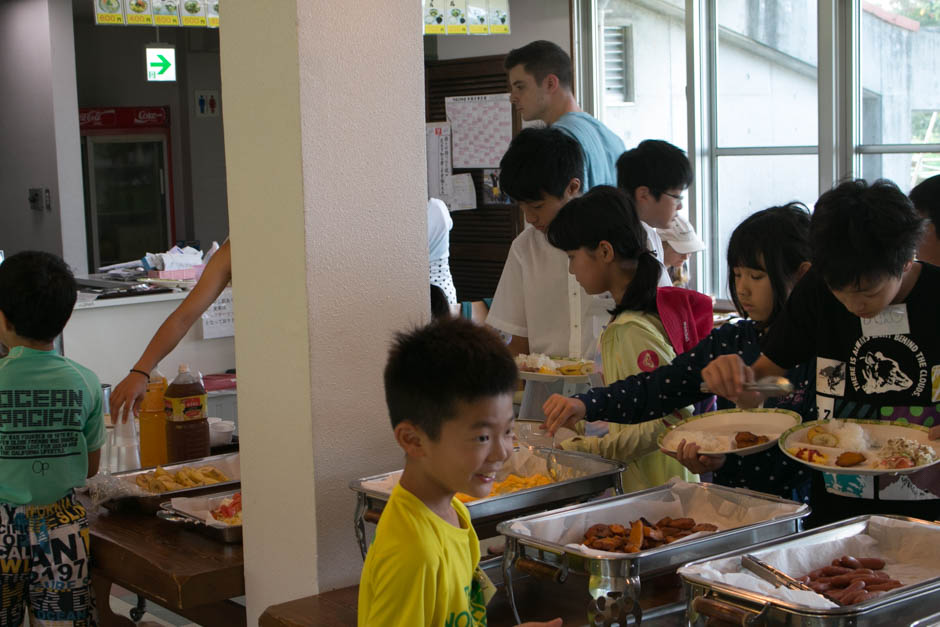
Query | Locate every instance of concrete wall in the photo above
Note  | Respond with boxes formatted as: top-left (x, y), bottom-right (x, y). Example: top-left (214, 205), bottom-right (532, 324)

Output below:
top-left (221, 0), bottom-right (426, 620)
top-left (72, 25), bottom-right (229, 250)
top-left (0, 0), bottom-right (86, 273)
top-left (435, 0), bottom-right (570, 59)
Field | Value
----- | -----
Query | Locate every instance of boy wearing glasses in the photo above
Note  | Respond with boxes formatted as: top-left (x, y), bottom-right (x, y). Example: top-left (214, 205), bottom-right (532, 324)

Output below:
top-left (617, 140), bottom-right (694, 288)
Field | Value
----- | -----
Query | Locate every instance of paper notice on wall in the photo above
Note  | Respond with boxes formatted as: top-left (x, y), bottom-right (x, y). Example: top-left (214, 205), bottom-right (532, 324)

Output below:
top-left (180, 0), bottom-right (207, 26)
top-left (488, 0), bottom-right (510, 34)
top-left (445, 93), bottom-right (512, 169)
top-left (201, 287), bottom-right (234, 339)
top-left (449, 173), bottom-right (478, 211)
top-left (125, 0), bottom-right (154, 25)
top-left (426, 122), bottom-right (453, 204)
top-left (152, 0), bottom-right (181, 26)
top-left (207, 0), bottom-right (219, 27)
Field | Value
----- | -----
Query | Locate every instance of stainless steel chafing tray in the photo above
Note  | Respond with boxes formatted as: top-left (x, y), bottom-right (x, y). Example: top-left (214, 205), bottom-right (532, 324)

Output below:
top-left (349, 447), bottom-right (624, 559)
top-left (497, 482), bottom-right (809, 625)
top-left (105, 452), bottom-right (240, 512)
top-left (156, 489), bottom-right (242, 544)
top-left (680, 514), bottom-right (940, 627)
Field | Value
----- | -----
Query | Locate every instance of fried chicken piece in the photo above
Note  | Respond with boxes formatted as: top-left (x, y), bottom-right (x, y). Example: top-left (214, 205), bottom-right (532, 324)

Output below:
top-left (658, 526), bottom-right (681, 537)
top-left (590, 536), bottom-right (623, 552)
top-left (692, 523), bottom-right (718, 532)
top-left (643, 525), bottom-right (665, 541)
top-left (735, 431), bottom-right (769, 448)
top-left (608, 524), bottom-right (627, 536)
top-left (670, 518), bottom-right (696, 530)
top-left (585, 524), bottom-right (612, 540)
top-left (835, 451), bottom-right (866, 467)
top-left (656, 517), bottom-right (673, 528)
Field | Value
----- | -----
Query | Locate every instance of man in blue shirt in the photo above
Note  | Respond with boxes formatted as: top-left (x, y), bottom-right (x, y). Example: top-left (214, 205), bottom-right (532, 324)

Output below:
top-left (505, 40), bottom-right (625, 191)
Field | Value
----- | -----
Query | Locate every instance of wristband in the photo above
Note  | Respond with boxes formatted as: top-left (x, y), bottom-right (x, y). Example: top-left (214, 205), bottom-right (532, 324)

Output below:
top-left (129, 368), bottom-right (150, 379)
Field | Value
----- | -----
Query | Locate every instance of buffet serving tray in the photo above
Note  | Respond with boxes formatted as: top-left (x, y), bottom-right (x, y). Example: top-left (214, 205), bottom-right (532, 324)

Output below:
top-left (680, 515), bottom-right (940, 627)
top-left (497, 482), bottom-right (809, 625)
top-left (349, 447), bottom-right (624, 559)
top-left (106, 452), bottom-right (240, 512)
top-left (156, 489), bottom-right (242, 544)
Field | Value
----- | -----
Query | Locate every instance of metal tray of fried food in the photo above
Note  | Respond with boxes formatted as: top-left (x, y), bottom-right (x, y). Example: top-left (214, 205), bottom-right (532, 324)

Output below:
top-left (106, 452), bottom-right (240, 513)
top-left (497, 482), bottom-right (809, 625)
top-left (156, 489), bottom-right (242, 544)
top-left (349, 447), bottom-right (624, 559)
top-left (680, 514), bottom-right (940, 627)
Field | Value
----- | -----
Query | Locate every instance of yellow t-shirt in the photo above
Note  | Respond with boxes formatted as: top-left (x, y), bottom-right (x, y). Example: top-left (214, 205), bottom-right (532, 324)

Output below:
top-left (561, 311), bottom-right (698, 491)
top-left (358, 483), bottom-right (487, 627)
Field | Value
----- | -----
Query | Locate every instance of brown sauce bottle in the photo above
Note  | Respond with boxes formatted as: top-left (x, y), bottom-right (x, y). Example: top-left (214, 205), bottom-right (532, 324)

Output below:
top-left (164, 364), bottom-right (210, 463)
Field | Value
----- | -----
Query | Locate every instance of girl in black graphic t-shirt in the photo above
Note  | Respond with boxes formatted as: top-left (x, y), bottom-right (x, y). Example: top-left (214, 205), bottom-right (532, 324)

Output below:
top-left (542, 204), bottom-right (817, 502)
top-left (701, 180), bottom-right (940, 524)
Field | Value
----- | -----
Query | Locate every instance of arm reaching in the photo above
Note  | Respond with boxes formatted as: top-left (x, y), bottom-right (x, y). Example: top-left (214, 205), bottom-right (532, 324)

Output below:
top-left (700, 354), bottom-right (786, 406)
top-left (110, 241), bottom-right (233, 423)
top-left (542, 395), bottom-right (586, 435)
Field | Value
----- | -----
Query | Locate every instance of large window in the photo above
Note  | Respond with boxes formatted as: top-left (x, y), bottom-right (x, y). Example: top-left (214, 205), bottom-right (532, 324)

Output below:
top-left (576, 0), bottom-right (940, 296)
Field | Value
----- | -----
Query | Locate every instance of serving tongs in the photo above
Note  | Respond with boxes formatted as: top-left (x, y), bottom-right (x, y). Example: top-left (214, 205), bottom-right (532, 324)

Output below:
top-left (741, 554), bottom-right (814, 592)
top-left (699, 375), bottom-right (794, 397)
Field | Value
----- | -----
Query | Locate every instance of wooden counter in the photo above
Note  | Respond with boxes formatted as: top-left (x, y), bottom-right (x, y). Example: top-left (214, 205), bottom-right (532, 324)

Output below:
top-left (85, 499), bottom-right (246, 627)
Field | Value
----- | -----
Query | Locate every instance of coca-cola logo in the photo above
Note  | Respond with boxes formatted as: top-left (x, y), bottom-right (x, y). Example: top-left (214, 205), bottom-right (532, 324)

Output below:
top-left (135, 109), bottom-right (166, 124)
top-left (79, 109), bottom-right (116, 126)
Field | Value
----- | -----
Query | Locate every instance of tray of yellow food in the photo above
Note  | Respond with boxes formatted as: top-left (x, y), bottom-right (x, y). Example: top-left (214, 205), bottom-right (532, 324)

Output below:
top-left (514, 353), bottom-right (595, 383)
top-left (107, 452), bottom-right (240, 512)
top-left (349, 446), bottom-right (624, 559)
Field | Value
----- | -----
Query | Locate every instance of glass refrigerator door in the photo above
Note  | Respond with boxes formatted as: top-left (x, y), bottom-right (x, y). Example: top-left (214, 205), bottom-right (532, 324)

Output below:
top-left (85, 135), bottom-right (170, 269)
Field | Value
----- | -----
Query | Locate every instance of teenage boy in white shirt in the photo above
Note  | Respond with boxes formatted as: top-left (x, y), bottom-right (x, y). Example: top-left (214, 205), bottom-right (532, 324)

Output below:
top-left (616, 140), bottom-right (695, 288)
top-left (487, 128), bottom-right (613, 419)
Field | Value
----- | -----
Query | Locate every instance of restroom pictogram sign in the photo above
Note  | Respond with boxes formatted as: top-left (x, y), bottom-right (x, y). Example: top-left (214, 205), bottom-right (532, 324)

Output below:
top-left (194, 90), bottom-right (220, 118)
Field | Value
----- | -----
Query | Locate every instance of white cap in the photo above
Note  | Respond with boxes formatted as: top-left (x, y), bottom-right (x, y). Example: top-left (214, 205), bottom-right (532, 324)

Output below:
top-left (656, 214), bottom-right (706, 254)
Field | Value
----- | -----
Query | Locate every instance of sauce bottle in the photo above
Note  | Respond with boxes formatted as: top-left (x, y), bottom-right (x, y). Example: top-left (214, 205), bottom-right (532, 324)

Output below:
top-left (138, 369), bottom-right (168, 467)
top-left (164, 364), bottom-right (210, 463)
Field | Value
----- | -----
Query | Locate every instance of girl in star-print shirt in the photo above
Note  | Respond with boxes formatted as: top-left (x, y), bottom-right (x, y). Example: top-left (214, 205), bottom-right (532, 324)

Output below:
top-left (543, 203), bottom-right (817, 502)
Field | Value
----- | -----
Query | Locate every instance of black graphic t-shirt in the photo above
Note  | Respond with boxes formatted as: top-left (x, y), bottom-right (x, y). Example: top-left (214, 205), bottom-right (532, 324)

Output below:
top-left (762, 263), bottom-right (940, 501)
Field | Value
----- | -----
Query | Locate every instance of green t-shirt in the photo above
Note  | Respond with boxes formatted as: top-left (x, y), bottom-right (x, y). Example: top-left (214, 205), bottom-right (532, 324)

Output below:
top-left (0, 346), bottom-right (106, 505)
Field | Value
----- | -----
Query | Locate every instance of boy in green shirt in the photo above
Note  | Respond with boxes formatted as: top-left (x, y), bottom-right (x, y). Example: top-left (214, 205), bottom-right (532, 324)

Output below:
top-left (0, 251), bottom-right (105, 625)
top-left (358, 318), bottom-right (561, 627)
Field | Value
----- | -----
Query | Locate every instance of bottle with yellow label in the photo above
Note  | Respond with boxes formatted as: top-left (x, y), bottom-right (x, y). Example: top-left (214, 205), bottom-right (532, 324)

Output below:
top-left (164, 364), bottom-right (210, 463)
top-left (138, 369), bottom-right (168, 467)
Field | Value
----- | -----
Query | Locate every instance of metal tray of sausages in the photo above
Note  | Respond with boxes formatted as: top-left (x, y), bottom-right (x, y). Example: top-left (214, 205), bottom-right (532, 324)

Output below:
top-left (496, 482), bottom-right (809, 625)
top-left (349, 447), bottom-right (624, 559)
top-left (680, 515), bottom-right (940, 627)
top-left (105, 452), bottom-right (240, 513)
top-left (156, 489), bottom-right (242, 544)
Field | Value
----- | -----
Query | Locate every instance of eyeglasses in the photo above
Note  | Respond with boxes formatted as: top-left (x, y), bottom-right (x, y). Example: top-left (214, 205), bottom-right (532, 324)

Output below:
top-left (660, 191), bottom-right (684, 202)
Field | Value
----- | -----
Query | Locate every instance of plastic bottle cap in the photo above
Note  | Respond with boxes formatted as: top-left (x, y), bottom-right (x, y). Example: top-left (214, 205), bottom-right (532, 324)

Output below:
top-left (179, 364), bottom-right (190, 374)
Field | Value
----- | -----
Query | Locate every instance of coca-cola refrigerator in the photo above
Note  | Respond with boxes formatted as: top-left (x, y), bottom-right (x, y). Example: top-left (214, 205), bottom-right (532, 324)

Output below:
top-left (79, 106), bottom-right (176, 270)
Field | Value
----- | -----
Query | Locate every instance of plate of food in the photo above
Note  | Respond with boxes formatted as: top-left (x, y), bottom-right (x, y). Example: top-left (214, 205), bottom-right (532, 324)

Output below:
top-left (515, 353), bottom-right (595, 383)
top-left (778, 418), bottom-right (940, 475)
top-left (659, 408), bottom-right (802, 457)
top-left (98, 0), bottom-right (121, 13)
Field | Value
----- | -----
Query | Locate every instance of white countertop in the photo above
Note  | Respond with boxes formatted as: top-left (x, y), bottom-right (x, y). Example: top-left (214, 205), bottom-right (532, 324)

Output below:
top-left (74, 289), bottom-right (188, 310)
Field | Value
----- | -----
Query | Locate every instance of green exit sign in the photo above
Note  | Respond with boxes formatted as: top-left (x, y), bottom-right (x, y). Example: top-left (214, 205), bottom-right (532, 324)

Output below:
top-left (146, 46), bottom-right (176, 82)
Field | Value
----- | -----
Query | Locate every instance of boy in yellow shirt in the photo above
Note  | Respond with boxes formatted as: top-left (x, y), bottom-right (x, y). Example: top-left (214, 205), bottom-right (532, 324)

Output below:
top-left (358, 318), bottom-right (561, 627)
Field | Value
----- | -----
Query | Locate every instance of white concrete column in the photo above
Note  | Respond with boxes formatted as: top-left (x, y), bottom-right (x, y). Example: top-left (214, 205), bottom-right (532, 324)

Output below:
top-left (220, 2), bottom-right (427, 622)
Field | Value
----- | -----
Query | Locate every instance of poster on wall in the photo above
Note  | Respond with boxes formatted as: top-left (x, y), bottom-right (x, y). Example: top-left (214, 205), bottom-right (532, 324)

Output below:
top-left (152, 0), bottom-right (181, 26)
top-left (467, 2), bottom-right (488, 35)
top-left (180, 0), bottom-right (207, 26)
top-left (423, 0), bottom-right (446, 34)
top-left (95, 0), bottom-right (126, 25)
top-left (126, 0), bottom-right (154, 25)
top-left (488, 0), bottom-right (510, 34)
top-left (446, 0), bottom-right (468, 35)
top-left (201, 287), bottom-right (234, 339)
top-left (207, 0), bottom-right (220, 27)
top-left (445, 94), bottom-right (512, 169)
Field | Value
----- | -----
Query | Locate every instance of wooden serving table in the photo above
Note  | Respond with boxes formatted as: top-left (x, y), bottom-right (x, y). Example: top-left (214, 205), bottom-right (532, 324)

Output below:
top-left (84, 498), bottom-right (246, 627)
top-left (259, 570), bottom-right (685, 627)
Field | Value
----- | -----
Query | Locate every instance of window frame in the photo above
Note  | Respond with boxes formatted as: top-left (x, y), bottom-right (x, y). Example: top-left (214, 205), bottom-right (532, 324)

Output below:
top-left (573, 0), bottom-right (940, 297)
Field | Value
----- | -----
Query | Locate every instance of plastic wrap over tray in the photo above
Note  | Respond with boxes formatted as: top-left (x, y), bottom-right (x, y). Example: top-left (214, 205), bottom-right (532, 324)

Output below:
top-left (156, 489), bottom-right (242, 544)
top-left (680, 515), bottom-right (940, 626)
top-left (93, 452), bottom-right (240, 512)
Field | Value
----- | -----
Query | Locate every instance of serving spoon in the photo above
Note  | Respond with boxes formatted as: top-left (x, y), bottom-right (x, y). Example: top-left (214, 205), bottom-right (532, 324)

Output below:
top-left (699, 375), bottom-right (794, 397)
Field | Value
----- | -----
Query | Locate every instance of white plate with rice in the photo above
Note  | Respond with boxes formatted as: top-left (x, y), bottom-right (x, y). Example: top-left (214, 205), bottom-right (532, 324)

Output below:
top-left (658, 408), bottom-right (802, 457)
top-left (515, 353), bottom-right (594, 383)
top-left (778, 418), bottom-right (940, 475)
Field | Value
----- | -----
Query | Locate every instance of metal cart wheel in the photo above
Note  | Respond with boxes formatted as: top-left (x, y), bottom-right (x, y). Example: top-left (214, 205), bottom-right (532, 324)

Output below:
top-left (129, 595), bottom-right (147, 622)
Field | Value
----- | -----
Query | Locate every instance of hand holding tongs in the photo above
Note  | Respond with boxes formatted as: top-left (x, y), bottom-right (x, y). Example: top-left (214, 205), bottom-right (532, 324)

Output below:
top-left (699, 375), bottom-right (794, 397)
top-left (741, 554), bottom-right (814, 592)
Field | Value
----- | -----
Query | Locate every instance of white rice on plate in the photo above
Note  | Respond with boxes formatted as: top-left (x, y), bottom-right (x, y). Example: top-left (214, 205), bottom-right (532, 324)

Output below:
top-left (826, 420), bottom-right (873, 452)
top-left (671, 430), bottom-right (733, 452)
